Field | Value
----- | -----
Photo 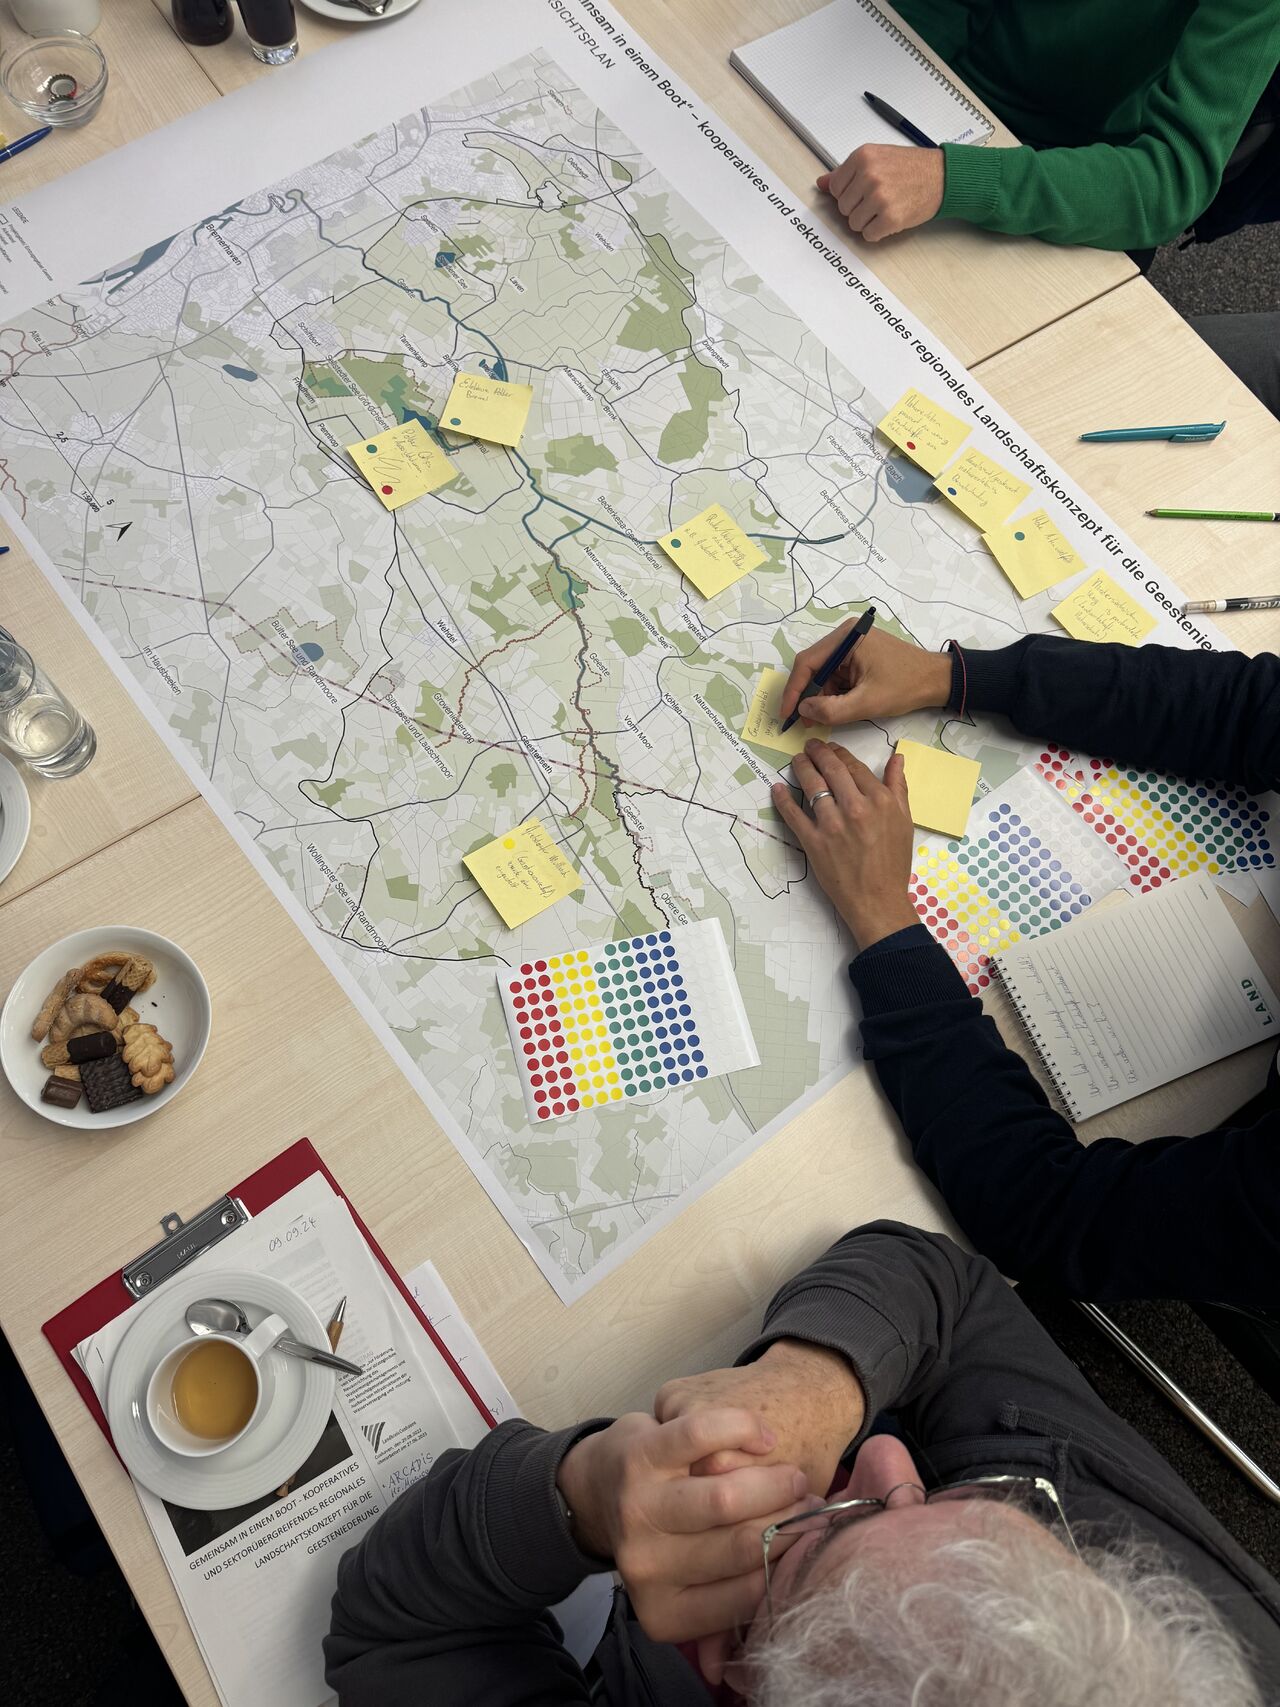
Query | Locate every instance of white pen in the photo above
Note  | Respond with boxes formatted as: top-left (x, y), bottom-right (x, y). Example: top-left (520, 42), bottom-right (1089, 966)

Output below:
top-left (1182, 594), bottom-right (1280, 614)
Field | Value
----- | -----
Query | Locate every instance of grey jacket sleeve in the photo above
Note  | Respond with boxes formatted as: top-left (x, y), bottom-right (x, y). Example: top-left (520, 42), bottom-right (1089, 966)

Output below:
top-left (324, 1418), bottom-right (610, 1707)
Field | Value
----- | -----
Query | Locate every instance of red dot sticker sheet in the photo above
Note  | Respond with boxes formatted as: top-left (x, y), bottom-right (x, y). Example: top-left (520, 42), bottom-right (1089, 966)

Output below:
top-left (499, 919), bottom-right (759, 1123)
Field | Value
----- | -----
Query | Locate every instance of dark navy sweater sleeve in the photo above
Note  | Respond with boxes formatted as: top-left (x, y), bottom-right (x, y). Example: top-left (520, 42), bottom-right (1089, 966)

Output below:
top-left (850, 638), bottom-right (1280, 1304)
top-left (954, 636), bottom-right (1280, 792)
top-left (850, 932), bottom-right (1280, 1303)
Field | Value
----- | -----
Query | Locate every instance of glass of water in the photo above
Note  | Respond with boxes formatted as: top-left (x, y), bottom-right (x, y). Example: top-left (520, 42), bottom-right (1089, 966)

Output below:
top-left (0, 626), bottom-right (96, 778)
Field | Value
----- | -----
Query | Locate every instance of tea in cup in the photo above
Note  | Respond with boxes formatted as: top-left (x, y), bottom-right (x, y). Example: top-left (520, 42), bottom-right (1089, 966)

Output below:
top-left (146, 1313), bottom-right (287, 1456)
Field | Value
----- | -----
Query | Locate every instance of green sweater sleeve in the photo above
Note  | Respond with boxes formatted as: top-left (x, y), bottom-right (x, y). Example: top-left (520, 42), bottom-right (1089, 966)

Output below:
top-left (938, 1), bottom-right (1280, 249)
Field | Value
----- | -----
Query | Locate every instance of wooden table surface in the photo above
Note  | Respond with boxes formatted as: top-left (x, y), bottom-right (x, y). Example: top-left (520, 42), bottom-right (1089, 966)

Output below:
top-left (0, 4), bottom-right (1272, 1704)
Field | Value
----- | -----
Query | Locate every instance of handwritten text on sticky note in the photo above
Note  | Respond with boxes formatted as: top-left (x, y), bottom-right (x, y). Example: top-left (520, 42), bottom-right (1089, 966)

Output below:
top-left (464, 817), bottom-right (583, 928)
top-left (877, 389), bottom-right (971, 476)
top-left (741, 666), bottom-right (812, 757)
top-left (935, 448), bottom-right (1032, 528)
top-left (441, 371), bottom-right (534, 447)
top-left (897, 738), bottom-right (982, 839)
top-left (982, 508), bottom-right (1086, 598)
top-left (1051, 571), bottom-right (1157, 646)
top-left (658, 504), bottom-right (766, 598)
top-left (347, 420), bottom-right (458, 510)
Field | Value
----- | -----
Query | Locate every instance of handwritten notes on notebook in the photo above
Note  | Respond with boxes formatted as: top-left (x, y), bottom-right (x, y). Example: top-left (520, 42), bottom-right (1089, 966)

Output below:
top-left (935, 448), bottom-right (1031, 528)
top-left (877, 389), bottom-right (971, 476)
top-left (1051, 571), bottom-right (1157, 646)
top-left (658, 505), bottom-right (766, 598)
top-left (741, 666), bottom-right (811, 756)
top-left (441, 372), bottom-right (534, 446)
top-left (991, 874), bottom-right (1279, 1121)
top-left (897, 739), bottom-right (981, 838)
top-left (982, 509), bottom-right (1086, 599)
top-left (464, 818), bottom-right (583, 928)
top-left (347, 421), bottom-right (458, 510)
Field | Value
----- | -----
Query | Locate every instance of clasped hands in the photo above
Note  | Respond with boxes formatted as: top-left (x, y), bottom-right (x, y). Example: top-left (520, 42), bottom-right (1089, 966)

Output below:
top-left (556, 1339), bottom-right (865, 1675)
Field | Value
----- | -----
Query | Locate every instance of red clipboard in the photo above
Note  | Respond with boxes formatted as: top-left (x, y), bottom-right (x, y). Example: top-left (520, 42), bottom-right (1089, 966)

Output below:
top-left (43, 1137), bottom-right (495, 1447)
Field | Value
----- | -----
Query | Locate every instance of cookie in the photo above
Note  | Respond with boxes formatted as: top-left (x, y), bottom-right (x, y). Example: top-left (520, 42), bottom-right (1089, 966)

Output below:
top-left (121, 1021), bottom-right (175, 1095)
top-left (41, 1074), bottom-right (83, 1109)
top-left (50, 992), bottom-right (119, 1044)
top-left (31, 968), bottom-right (83, 1042)
top-left (80, 1053), bottom-right (144, 1113)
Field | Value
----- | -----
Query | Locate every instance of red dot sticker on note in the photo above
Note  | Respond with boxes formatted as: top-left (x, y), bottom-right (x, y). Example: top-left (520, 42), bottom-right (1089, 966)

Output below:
top-left (906, 440), bottom-right (916, 450)
top-left (381, 484), bottom-right (394, 495)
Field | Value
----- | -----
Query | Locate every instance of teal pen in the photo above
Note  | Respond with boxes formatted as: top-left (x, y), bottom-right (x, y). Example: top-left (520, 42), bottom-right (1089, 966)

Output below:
top-left (1080, 422), bottom-right (1225, 444)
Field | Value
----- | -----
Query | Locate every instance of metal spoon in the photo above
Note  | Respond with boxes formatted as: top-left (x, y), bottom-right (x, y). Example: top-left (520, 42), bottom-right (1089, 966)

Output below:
top-left (186, 1297), bottom-right (364, 1376)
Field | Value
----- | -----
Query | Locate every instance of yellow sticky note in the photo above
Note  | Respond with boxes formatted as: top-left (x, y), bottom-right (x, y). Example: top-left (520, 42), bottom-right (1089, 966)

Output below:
top-left (1051, 570), bottom-right (1157, 647)
top-left (347, 421), bottom-right (458, 510)
top-left (658, 504), bottom-right (766, 598)
top-left (982, 508), bottom-right (1086, 599)
top-left (877, 388), bottom-right (971, 476)
top-left (741, 666), bottom-right (813, 756)
top-left (464, 817), bottom-right (583, 929)
top-left (935, 448), bottom-right (1032, 528)
top-left (897, 739), bottom-right (981, 839)
top-left (441, 371), bottom-right (534, 446)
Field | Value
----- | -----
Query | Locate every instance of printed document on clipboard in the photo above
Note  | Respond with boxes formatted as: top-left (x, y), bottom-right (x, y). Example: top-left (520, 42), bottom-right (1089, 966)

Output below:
top-left (732, 0), bottom-right (994, 168)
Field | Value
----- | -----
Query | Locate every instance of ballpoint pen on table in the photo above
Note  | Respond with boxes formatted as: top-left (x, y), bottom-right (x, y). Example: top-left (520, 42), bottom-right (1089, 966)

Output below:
top-left (779, 606), bottom-right (877, 733)
top-left (0, 128), bottom-right (52, 165)
top-left (1149, 507), bottom-right (1277, 522)
top-left (1079, 422), bottom-right (1225, 444)
top-left (1183, 594), bottom-right (1280, 614)
top-left (863, 91), bottom-right (937, 149)
top-left (274, 1294), bottom-right (350, 1498)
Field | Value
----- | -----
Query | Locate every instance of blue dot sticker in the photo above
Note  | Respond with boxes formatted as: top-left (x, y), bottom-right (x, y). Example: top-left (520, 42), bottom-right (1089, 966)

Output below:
top-left (365, 444), bottom-right (378, 454)
top-left (1013, 530), bottom-right (1025, 541)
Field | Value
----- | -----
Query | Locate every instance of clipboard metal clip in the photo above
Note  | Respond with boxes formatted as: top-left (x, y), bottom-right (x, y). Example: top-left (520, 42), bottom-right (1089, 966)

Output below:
top-left (122, 1197), bottom-right (250, 1299)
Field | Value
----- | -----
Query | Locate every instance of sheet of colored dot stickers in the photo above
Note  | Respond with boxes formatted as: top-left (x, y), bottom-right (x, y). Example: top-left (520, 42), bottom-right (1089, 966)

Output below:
top-left (911, 755), bottom-right (1276, 995)
top-left (498, 920), bottom-right (758, 1122)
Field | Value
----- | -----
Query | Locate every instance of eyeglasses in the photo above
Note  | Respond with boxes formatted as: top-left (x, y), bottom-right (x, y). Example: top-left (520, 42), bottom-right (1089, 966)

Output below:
top-left (761, 1473), bottom-right (1079, 1612)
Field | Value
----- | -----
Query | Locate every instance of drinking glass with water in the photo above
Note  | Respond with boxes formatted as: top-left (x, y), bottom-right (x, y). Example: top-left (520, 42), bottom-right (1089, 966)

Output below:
top-left (0, 626), bottom-right (96, 778)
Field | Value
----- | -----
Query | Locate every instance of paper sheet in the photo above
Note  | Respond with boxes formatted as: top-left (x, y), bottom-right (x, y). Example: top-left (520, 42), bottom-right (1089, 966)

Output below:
top-left (440, 372), bottom-right (534, 446)
top-left (1051, 570), bottom-right (1158, 645)
top-left (741, 666), bottom-right (812, 756)
top-left (657, 504), bottom-right (766, 597)
top-left (935, 447), bottom-right (1031, 528)
top-left (876, 388), bottom-right (971, 476)
top-left (498, 919), bottom-right (759, 1122)
top-left (897, 739), bottom-right (981, 837)
top-left (981, 508), bottom-right (1086, 598)
top-left (73, 1179), bottom-right (476, 1707)
top-left (464, 818), bottom-right (584, 928)
top-left (346, 421), bottom-right (457, 510)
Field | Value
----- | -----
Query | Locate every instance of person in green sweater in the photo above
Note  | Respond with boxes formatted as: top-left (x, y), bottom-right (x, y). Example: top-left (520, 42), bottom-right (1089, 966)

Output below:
top-left (823, 0), bottom-right (1280, 251)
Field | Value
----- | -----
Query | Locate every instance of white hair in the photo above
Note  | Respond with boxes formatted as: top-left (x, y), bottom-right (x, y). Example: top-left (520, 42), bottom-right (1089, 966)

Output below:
top-left (747, 1513), bottom-right (1263, 1707)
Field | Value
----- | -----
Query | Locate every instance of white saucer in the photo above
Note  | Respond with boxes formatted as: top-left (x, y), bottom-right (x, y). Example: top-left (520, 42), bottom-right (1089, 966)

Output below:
top-left (0, 755), bottom-right (31, 889)
top-left (0, 925), bottom-right (212, 1129)
top-left (105, 1269), bottom-right (336, 1510)
top-left (298, 0), bottom-right (420, 22)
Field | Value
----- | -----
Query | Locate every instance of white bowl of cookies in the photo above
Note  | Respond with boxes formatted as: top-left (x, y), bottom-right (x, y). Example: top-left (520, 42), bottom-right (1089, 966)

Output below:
top-left (0, 927), bottom-right (211, 1129)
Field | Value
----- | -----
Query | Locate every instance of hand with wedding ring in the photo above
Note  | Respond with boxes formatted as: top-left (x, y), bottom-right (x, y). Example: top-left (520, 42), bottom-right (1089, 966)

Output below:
top-left (772, 741), bottom-right (919, 948)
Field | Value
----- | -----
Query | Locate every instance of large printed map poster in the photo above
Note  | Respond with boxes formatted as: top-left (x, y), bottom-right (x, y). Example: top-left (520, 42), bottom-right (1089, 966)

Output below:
top-left (1, 51), bottom-right (1082, 1295)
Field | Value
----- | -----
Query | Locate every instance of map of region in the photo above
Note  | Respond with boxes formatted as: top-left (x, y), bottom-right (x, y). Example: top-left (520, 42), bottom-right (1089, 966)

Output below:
top-left (0, 51), bottom-right (1050, 1294)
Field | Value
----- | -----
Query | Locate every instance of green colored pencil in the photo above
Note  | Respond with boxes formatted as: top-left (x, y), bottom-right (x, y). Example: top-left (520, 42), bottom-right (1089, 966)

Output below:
top-left (1147, 507), bottom-right (1278, 522)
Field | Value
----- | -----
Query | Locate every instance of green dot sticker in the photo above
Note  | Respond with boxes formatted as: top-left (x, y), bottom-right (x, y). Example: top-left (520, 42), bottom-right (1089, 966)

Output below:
top-left (1013, 530), bottom-right (1025, 541)
top-left (365, 444), bottom-right (378, 454)
top-left (668, 536), bottom-right (681, 548)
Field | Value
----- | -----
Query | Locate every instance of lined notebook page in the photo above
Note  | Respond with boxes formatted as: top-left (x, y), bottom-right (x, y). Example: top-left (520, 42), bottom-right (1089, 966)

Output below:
top-left (992, 875), bottom-right (1279, 1122)
top-left (730, 0), bottom-right (993, 170)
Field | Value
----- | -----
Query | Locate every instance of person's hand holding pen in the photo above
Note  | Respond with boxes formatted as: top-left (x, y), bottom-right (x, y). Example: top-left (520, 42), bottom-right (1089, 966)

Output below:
top-left (779, 622), bottom-right (951, 728)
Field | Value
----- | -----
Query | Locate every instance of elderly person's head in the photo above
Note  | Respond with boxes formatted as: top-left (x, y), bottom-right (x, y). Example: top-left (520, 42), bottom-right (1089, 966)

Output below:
top-left (744, 1433), bottom-right (1262, 1706)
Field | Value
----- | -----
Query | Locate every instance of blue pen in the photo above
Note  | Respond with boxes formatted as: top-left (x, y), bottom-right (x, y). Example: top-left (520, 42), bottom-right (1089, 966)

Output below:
top-left (0, 127), bottom-right (52, 165)
top-left (1079, 421), bottom-right (1225, 444)
top-left (863, 91), bottom-right (937, 149)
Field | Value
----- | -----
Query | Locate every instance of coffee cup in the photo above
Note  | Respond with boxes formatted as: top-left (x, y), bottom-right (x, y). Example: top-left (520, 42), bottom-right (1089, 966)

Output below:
top-left (146, 1314), bottom-right (288, 1457)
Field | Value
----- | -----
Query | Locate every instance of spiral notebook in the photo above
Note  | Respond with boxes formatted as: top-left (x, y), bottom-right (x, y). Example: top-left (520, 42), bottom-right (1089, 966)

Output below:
top-left (989, 874), bottom-right (1279, 1122)
top-left (730, 0), bottom-right (993, 169)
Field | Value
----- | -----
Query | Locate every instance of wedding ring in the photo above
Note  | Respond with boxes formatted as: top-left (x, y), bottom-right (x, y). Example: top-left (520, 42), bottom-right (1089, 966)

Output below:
top-left (806, 790), bottom-right (835, 811)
